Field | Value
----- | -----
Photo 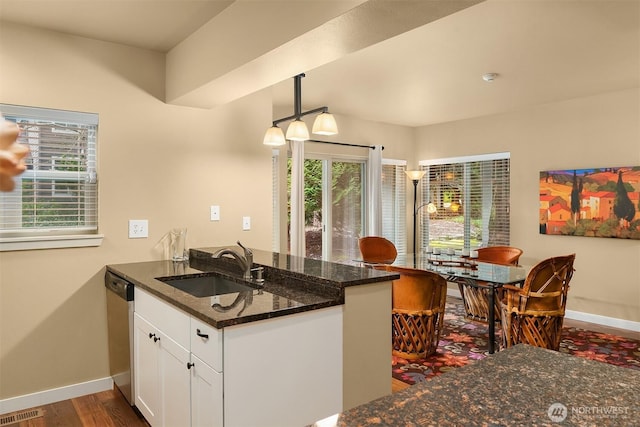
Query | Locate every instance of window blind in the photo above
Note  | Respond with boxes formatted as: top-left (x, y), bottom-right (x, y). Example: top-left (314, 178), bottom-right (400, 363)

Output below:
top-left (0, 104), bottom-right (98, 239)
top-left (381, 160), bottom-right (407, 254)
top-left (419, 153), bottom-right (510, 250)
top-left (271, 149), bottom-right (280, 252)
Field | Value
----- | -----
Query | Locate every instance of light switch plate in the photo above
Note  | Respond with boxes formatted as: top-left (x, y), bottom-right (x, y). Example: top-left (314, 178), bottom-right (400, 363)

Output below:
top-left (128, 219), bottom-right (148, 238)
top-left (210, 205), bottom-right (220, 221)
top-left (242, 216), bottom-right (251, 231)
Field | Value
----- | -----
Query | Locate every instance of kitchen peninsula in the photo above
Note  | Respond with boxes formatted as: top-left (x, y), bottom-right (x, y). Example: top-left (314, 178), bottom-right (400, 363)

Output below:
top-left (309, 344), bottom-right (640, 426)
top-left (106, 247), bottom-right (398, 427)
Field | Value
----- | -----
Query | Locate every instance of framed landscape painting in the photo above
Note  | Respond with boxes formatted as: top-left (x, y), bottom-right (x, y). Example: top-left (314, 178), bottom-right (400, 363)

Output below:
top-left (539, 166), bottom-right (640, 239)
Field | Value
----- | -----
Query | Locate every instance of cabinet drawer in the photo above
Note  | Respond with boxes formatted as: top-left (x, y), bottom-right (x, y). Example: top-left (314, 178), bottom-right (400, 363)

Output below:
top-left (191, 316), bottom-right (223, 372)
top-left (135, 287), bottom-right (190, 348)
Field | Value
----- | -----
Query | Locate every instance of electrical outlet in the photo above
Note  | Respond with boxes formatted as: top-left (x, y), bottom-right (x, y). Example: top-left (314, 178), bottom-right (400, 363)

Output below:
top-left (242, 216), bottom-right (251, 231)
top-left (210, 205), bottom-right (220, 221)
top-left (128, 219), bottom-right (149, 238)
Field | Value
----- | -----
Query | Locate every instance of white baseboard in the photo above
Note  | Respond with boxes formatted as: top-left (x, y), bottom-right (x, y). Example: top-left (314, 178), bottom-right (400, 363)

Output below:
top-left (565, 309), bottom-right (640, 333)
top-left (446, 287), bottom-right (639, 333)
top-left (0, 377), bottom-right (113, 415)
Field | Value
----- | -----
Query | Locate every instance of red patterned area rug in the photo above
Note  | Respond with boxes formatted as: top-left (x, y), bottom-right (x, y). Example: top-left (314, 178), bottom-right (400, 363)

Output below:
top-left (392, 298), bottom-right (640, 386)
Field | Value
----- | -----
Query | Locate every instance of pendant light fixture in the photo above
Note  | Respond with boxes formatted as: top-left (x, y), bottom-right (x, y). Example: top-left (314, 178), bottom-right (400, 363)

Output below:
top-left (263, 73), bottom-right (338, 146)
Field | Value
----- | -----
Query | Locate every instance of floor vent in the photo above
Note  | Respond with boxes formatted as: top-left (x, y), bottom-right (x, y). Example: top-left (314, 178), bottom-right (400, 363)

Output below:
top-left (0, 408), bottom-right (44, 426)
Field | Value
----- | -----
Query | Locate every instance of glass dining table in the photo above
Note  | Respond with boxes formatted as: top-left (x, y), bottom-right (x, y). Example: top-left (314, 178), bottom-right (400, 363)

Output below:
top-left (388, 253), bottom-right (530, 354)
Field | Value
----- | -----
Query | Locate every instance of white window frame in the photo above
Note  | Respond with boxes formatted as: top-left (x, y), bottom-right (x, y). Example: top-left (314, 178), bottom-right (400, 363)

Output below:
top-left (0, 104), bottom-right (103, 251)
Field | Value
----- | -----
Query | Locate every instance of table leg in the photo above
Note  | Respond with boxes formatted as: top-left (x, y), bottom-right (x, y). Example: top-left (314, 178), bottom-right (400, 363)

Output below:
top-left (488, 284), bottom-right (495, 354)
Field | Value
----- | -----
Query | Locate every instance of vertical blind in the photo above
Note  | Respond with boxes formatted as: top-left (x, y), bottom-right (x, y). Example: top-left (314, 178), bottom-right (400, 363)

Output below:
top-left (381, 160), bottom-right (407, 254)
top-left (0, 104), bottom-right (98, 238)
top-left (271, 149), bottom-right (280, 252)
top-left (419, 153), bottom-right (510, 249)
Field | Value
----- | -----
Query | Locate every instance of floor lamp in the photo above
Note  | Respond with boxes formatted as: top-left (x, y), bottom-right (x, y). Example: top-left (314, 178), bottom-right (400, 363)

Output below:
top-left (405, 170), bottom-right (426, 256)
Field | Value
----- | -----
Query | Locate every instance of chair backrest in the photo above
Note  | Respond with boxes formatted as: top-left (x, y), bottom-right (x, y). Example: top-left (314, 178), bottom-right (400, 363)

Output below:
top-left (517, 254), bottom-right (576, 312)
top-left (476, 246), bottom-right (523, 265)
top-left (359, 236), bottom-right (398, 264)
top-left (382, 265), bottom-right (447, 312)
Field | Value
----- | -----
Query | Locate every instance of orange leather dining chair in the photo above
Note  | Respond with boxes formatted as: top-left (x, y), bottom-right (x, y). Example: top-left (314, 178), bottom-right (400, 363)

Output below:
top-left (379, 265), bottom-right (448, 360)
top-left (458, 246), bottom-right (523, 322)
top-left (358, 236), bottom-right (398, 265)
top-left (476, 246), bottom-right (524, 265)
top-left (500, 254), bottom-right (576, 351)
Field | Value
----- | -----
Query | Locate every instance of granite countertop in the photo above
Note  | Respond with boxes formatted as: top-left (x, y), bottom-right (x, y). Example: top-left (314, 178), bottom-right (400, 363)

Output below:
top-left (106, 247), bottom-right (398, 329)
top-left (310, 344), bottom-right (640, 426)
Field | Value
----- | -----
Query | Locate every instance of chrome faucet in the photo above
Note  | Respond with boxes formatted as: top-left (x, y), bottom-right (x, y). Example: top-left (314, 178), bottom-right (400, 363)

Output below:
top-left (212, 240), bottom-right (253, 280)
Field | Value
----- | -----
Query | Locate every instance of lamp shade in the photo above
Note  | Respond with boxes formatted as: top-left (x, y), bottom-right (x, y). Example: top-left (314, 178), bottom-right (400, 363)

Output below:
top-left (286, 119), bottom-right (310, 141)
top-left (312, 112), bottom-right (338, 135)
top-left (405, 170), bottom-right (426, 181)
top-left (263, 125), bottom-right (286, 146)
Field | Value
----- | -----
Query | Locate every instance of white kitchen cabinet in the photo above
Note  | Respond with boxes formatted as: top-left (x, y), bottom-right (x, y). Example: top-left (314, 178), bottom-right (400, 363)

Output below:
top-left (159, 329), bottom-right (191, 427)
top-left (190, 316), bottom-right (223, 427)
top-left (134, 288), bottom-right (192, 427)
top-left (133, 313), bottom-right (161, 425)
top-left (190, 354), bottom-right (223, 427)
top-left (224, 306), bottom-right (343, 427)
top-left (134, 287), bottom-right (341, 427)
top-left (134, 312), bottom-right (191, 427)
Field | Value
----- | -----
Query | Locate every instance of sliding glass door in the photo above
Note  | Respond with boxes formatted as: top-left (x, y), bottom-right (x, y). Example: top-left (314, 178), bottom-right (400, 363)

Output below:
top-left (289, 156), bottom-right (364, 262)
top-left (330, 160), bottom-right (364, 262)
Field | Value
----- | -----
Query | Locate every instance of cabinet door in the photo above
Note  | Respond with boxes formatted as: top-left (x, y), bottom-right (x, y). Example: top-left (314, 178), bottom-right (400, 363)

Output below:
top-left (134, 313), bottom-right (161, 426)
top-left (159, 330), bottom-right (191, 427)
top-left (224, 306), bottom-right (343, 427)
top-left (190, 354), bottom-right (223, 427)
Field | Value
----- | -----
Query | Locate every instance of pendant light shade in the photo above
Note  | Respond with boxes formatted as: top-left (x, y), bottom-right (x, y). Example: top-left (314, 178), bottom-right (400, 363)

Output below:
top-left (263, 125), bottom-right (286, 146)
top-left (286, 119), bottom-right (310, 141)
top-left (312, 112), bottom-right (338, 135)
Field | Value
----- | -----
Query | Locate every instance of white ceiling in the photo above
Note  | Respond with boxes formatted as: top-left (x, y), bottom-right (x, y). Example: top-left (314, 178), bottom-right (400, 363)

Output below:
top-left (1, 0), bottom-right (638, 128)
top-left (0, 0), bottom-right (234, 52)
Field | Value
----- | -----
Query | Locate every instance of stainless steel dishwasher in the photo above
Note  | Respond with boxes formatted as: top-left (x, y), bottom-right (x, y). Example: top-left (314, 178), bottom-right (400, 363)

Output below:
top-left (105, 271), bottom-right (135, 405)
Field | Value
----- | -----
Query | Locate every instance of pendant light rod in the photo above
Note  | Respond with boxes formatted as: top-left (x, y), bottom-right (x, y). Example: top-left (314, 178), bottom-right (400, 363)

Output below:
top-left (272, 106), bottom-right (328, 126)
top-left (272, 73), bottom-right (330, 126)
top-left (294, 73), bottom-right (303, 117)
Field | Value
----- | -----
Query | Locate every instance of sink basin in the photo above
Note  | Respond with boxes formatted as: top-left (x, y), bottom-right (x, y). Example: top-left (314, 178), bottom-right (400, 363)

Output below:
top-left (157, 274), bottom-right (255, 298)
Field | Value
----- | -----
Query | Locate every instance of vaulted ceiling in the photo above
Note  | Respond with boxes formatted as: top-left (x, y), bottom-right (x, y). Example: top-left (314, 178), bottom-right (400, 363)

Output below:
top-left (1, 0), bottom-right (638, 127)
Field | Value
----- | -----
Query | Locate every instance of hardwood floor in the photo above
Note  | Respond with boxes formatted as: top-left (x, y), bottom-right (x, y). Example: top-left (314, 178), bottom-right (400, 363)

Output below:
top-left (392, 377), bottom-right (412, 393)
top-left (6, 388), bottom-right (148, 427)
top-left (5, 319), bottom-right (637, 424)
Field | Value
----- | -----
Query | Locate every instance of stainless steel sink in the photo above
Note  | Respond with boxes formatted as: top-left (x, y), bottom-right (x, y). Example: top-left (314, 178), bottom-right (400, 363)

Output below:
top-left (157, 274), bottom-right (255, 298)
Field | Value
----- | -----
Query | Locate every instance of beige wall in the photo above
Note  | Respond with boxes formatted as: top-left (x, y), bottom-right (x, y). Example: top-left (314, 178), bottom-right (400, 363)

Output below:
top-left (415, 88), bottom-right (640, 322)
top-left (0, 23), bottom-right (273, 399)
top-left (2, 20), bottom-right (638, 403)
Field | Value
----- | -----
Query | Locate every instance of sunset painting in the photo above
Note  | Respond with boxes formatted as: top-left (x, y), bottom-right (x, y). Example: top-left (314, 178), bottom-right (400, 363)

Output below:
top-left (539, 166), bottom-right (640, 239)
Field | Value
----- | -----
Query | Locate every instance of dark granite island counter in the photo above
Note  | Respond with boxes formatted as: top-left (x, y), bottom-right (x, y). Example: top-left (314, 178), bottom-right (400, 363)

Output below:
top-left (107, 247), bottom-right (400, 420)
top-left (107, 248), bottom-right (396, 329)
top-left (310, 344), bottom-right (640, 426)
